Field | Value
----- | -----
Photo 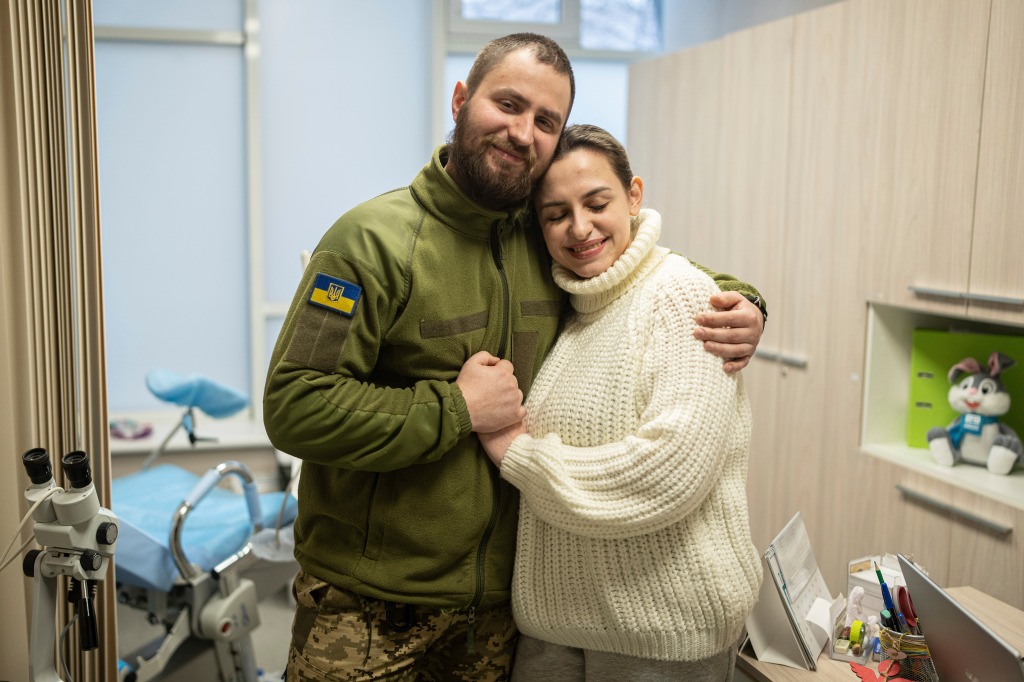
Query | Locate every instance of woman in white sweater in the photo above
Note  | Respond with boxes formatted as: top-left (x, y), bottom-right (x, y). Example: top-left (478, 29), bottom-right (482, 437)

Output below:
top-left (480, 124), bottom-right (763, 681)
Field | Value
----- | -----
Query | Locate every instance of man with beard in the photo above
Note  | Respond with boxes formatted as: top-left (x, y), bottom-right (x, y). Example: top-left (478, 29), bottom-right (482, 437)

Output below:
top-left (264, 33), bottom-right (766, 682)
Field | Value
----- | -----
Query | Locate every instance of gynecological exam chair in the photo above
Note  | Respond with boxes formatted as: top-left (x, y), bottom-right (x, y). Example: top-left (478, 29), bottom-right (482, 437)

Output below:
top-left (112, 369), bottom-right (298, 681)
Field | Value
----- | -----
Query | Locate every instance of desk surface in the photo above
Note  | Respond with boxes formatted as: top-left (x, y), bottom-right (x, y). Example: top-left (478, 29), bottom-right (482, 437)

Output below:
top-left (736, 586), bottom-right (1024, 682)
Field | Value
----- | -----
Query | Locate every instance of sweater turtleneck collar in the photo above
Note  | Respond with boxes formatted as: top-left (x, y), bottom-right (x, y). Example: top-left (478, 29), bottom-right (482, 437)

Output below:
top-left (552, 208), bottom-right (669, 315)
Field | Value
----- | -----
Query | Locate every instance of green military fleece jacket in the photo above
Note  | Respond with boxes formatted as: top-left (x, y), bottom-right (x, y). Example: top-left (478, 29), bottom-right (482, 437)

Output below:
top-left (264, 145), bottom-right (765, 611)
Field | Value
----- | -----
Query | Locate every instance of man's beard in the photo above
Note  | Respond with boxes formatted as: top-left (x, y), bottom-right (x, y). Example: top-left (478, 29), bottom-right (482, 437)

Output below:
top-left (448, 108), bottom-right (537, 209)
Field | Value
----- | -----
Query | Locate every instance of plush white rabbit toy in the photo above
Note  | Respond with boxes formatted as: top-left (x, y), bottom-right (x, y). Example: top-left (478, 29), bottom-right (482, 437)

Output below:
top-left (927, 351), bottom-right (1022, 475)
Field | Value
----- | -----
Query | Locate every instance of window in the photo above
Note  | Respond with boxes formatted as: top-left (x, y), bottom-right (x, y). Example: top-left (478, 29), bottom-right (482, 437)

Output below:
top-left (448, 0), bottom-right (662, 56)
top-left (441, 0), bottom-right (648, 150)
top-left (461, 0), bottom-right (561, 24)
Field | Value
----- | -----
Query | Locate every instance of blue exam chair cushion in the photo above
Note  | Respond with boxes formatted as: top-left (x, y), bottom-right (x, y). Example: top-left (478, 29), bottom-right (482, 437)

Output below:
top-left (112, 464), bottom-right (298, 592)
top-left (145, 368), bottom-right (249, 419)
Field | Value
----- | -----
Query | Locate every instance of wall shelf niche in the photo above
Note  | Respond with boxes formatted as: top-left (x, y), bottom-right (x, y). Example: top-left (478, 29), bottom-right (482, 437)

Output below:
top-left (861, 302), bottom-right (1024, 511)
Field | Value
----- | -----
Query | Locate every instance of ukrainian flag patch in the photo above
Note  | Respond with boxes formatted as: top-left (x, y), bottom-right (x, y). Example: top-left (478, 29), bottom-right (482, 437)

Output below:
top-left (309, 273), bottom-right (361, 317)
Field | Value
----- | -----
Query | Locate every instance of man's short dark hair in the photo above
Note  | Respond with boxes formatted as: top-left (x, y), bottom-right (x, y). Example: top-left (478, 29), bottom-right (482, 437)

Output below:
top-left (465, 33), bottom-right (576, 121)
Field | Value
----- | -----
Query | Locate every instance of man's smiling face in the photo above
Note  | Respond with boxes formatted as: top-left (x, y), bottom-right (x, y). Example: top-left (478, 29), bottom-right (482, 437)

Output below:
top-left (447, 48), bottom-right (572, 209)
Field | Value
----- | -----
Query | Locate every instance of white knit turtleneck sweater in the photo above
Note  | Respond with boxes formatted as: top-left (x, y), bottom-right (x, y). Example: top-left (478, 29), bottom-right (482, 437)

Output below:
top-left (501, 208), bottom-right (762, 662)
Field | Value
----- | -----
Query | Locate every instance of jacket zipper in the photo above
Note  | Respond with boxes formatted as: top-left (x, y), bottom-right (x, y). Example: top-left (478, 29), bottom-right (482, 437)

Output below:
top-left (468, 465), bottom-right (502, 653)
top-left (466, 219), bottom-right (511, 652)
top-left (490, 220), bottom-right (510, 360)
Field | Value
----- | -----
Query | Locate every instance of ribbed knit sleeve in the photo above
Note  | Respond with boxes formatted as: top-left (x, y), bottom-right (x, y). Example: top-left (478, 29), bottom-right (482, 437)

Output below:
top-left (499, 262), bottom-right (745, 541)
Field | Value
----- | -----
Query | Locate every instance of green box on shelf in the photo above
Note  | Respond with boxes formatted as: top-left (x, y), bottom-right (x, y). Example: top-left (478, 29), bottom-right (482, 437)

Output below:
top-left (906, 328), bottom-right (1024, 449)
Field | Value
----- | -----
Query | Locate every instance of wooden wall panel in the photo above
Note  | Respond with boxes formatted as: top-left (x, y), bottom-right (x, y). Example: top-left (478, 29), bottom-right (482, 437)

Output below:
top-left (628, 0), bottom-right (1015, 601)
top-left (969, 0), bottom-right (1024, 323)
top-left (713, 18), bottom-right (795, 555)
top-left (857, 0), bottom-right (989, 314)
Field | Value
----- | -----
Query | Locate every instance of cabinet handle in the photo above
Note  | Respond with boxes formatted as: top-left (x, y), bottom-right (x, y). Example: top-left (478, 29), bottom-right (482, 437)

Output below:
top-left (908, 285), bottom-right (1024, 306)
top-left (895, 484), bottom-right (1013, 537)
top-left (962, 291), bottom-right (1024, 306)
top-left (779, 353), bottom-right (808, 369)
top-left (754, 348), bottom-right (808, 369)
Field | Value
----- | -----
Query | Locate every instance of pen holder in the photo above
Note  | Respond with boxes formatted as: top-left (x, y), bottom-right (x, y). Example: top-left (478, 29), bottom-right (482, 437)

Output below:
top-left (878, 626), bottom-right (938, 682)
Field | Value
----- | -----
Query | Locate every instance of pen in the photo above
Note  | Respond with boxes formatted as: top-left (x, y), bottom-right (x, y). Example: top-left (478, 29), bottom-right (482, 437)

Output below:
top-left (881, 608), bottom-right (899, 632)
top-left (873, 561), bottom-right (897, 614)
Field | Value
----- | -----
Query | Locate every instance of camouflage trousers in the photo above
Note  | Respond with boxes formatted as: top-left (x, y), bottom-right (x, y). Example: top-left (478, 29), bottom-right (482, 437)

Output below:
top-left (286, 569), bottom-right (517, 681)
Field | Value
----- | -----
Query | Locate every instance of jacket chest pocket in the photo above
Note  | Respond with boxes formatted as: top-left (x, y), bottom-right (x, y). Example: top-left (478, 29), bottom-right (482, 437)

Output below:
top-left (512, 299), bottom-right (564, 398)
top-left (417, 309), bottom-right (492, 369)
top-left (419, 310), bottom-right (489, 340)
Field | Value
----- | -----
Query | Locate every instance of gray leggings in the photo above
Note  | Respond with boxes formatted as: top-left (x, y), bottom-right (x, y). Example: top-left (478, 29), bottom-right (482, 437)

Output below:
top-left (510, 634), bottom-right (738, 682)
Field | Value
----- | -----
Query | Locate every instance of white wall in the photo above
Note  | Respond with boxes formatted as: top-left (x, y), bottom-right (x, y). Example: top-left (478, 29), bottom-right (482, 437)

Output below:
top-left (94, 0), bottom-right (431, 412)
top-left (259, 0), bottom-right (433, 307)
top-left (94, 0), bottom-right (841, 413)
top-left (94, 5), bottom-right (249, 413)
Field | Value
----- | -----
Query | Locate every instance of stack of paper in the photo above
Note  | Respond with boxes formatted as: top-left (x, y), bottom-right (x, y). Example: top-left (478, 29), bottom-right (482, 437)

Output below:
top-left (746, 512), bottom-right (842, 671)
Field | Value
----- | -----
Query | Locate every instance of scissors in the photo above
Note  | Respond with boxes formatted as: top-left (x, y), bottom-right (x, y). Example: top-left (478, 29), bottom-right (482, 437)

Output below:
top-left (896, 585), bottom-right (918, 633)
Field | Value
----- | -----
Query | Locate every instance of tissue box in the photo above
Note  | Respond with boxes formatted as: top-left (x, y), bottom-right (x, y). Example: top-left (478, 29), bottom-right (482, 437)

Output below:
top-left (847, 554), bottom-right (904, 617)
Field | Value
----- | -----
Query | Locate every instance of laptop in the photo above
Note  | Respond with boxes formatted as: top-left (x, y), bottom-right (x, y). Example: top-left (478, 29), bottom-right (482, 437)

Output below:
top-left (897, 554), bottom-right (1024, 681)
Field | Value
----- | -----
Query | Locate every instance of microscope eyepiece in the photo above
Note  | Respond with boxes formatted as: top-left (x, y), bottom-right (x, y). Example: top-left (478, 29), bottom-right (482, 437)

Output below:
top-left (22, 448), bottom-right (53, 485)
top-left (61, 450), bottom-right (93, 489)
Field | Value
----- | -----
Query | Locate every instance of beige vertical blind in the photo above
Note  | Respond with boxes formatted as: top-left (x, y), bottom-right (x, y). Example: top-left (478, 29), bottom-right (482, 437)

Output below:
top-left (1, 0), bottom-right (113, 680)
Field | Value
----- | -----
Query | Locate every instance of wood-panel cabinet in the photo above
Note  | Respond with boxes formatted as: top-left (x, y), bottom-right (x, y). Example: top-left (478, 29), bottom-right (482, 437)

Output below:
top-left (628, 0), bottom-right (1022, 601)
top-left (714, 18), bottom-right (795, 558)
top-left (862, 455), bottom-right (1023, 609)
top-left (948, 489), bottom-right (1024, 608)
top-left (856, 0), bottom-right (990, 316)
top-left (770, 1), bottom-right (869, 589)
top-left (628, 39), bottom-right (724, 267)
top-left (969, 0), bottom-right (1024, 323)
top-left (860, 459), bottom-right (956, 589)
